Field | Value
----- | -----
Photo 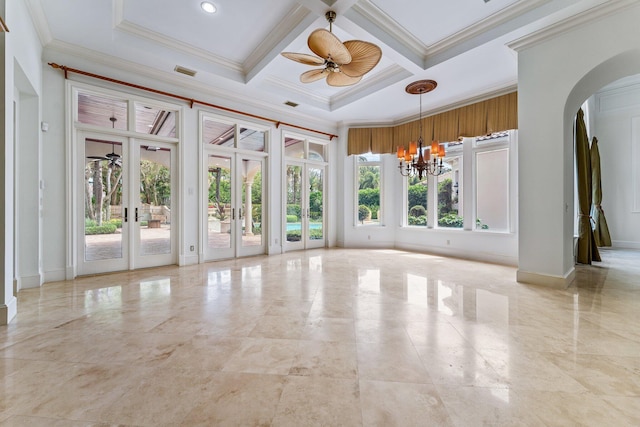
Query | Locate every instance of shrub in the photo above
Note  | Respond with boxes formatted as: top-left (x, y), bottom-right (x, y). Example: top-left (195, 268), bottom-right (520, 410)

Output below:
top-left (286, 230), bottom-right (302, 241)
top-left (358, 205), bottom-right (371, 224)
top-left (85, 218), bottom-right (97, 228)
top-left (109, 218), bottom-right (122, 228)
top-left (85, 223), bottom-right (117, 235)
top-left (286, 214), bottom-right (298, 223)
top-left (408, 184), bottom-right (428, 210)
top-left (438, 213), bottom-right (463, 228)
top-left (371, 209), bottom-right (378, 220)
top-left (476, 218), bottom-right (489, 230)
top-left (408, 215), bottom-right (427, 226)
top-left (409, 205), bottom-right (426, 217)
top-left (358, 188), bottom-right (379, 207)
top-left (310, 228), bottom-right (323, 240)
top-left (286, 204), bottom-right (301, 219)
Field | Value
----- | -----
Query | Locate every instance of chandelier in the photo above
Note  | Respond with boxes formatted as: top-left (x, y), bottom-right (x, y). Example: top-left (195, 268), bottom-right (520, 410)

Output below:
top-left (397, 80), bottom-right (446, 179)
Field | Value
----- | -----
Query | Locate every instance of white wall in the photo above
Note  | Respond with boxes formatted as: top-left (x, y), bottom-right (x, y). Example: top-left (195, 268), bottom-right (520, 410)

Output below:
top-left (1, 0), bottom-right (43, 323)
top-left (513, 2), bottom-right (640, 287)
top-left (592, 77), bottom-right (640, 249)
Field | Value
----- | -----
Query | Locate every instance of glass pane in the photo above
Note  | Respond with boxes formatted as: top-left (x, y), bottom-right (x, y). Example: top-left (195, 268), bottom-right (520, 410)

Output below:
top-left (308, 142), bottom-right (325, 161)
top-left (139, 146), bottom-right (172, 256)
top-left (135, 103), bottom-right (177, 137)
top-left (238, 127), bottom-right (265, 152)
top-left (358, 158), bottom-right (380, 225)
top-left (308, 167), bottom-right (323, 241)
top-left (476, 149), bottom-right (509, 231)
top-left (202, 117), bottom-right (234, 146)
top-left (407, 176), bottom-right (428, 226)
top-left (207, 155), bottom-right (232, 250)
top-left (286, 165), bottom-right (302, 242)
top-left (437, 156), bottom-right (462, 228)
top-left (241, 159), bottom-right (262, 247)
top-left (84, 138), bottom-right (123, 261)
top-left (285, 136), bottom-right (304, 158)
top-left (78, 91), bottom-right (127, 130)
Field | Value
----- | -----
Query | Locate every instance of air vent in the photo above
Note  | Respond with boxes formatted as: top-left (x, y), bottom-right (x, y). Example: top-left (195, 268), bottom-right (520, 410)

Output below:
top-left (174, 65), bottom-right (197, 77)
top-left (284, 101), bottom-right (299, 108)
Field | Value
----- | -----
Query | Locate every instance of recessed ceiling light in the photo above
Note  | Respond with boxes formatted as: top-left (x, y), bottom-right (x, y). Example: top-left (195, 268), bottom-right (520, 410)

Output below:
top-left (201, 2), bottom-right (216, 14)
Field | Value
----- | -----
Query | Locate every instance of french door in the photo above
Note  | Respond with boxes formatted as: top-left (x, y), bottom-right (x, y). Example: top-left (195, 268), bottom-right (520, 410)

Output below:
top-left (285, 162), bottom-right (325, 251)
top-left (78, 132), bottom-right (176, 275)
top-left (204, 150), bottom-right (265, 260)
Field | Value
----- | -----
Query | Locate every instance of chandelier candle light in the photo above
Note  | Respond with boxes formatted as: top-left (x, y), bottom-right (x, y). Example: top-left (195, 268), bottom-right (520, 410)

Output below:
top-left (397, 79), bottom-right (446, 179)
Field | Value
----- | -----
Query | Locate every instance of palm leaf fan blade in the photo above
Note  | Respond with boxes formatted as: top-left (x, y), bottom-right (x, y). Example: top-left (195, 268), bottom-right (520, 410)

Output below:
top-left (281, 52), bottom-right (325, 66)
top-left (340, 40), bottom-right (382, 77)
top-left (327, 72), bottom-right (361, 87)
top-left (307, 29), bottom-right (351, 64)
top-left (300, 69), bottom-right (328, 83)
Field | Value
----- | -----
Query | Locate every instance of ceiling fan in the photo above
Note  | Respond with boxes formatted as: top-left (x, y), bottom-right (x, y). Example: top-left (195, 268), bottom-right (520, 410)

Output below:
top-left (281, 11), bottom-right (382, 87)
top-left (86, 117), bottom-right (122, 167)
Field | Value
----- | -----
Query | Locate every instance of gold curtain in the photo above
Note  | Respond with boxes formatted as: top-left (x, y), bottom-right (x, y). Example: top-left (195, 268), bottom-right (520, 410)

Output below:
top-left (458, 102), bottom-right (487, 138)
top-left (433, 109), bottom-right (459, 142)
top-left (486, 92), bottom-right (517, 134)
top-left (371, 127), bottom-right (394, 154)
top-left (347, 91), bottom-right (518, 156)
top-left (393, 120), bottom-right (420, 152)
top-left (347, 128), bottom-right (371, 156)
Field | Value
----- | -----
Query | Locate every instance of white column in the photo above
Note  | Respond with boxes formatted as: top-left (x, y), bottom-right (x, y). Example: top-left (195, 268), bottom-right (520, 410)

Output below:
top-left (0, 4), bottom-right (18, 324)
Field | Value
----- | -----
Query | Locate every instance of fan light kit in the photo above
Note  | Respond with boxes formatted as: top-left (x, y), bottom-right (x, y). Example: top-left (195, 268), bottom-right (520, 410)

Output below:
top-left (281, 11), bottom-right (382, 87)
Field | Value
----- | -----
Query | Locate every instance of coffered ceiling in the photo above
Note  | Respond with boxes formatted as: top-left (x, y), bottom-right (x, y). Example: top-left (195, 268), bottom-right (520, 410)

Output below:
top-left (28, 0), bottom-right (613, 127)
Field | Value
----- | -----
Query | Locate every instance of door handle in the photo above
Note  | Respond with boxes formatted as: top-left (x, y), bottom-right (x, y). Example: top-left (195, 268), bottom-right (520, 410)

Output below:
top-left (232, 208), bottom-right (235, 220)
top-left (135, 207), bottom-right (139, 222)
top-left (124, 207), bottom-right (128, 223)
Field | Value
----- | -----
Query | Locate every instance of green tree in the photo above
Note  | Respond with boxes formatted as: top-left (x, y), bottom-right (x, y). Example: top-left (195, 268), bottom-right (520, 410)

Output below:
top-left (408, 183), bottom-right (428, 210)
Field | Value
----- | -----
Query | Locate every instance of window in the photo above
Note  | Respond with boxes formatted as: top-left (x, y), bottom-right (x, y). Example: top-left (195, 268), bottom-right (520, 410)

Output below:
top-left (407, 175), bottom-right (428, 226)
top-left (437, 147), bottom-right (463, 229)
top-left (357, 153), bottom-right (381, 226)
top-left (474, 131), bottom-right (510, 231)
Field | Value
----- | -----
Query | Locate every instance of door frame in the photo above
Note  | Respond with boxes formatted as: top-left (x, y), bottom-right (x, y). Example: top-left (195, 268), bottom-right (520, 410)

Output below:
top-left (202, 147), bottom-right (267, 261)
top-left (284, 161), bottom-right (327, 252)
top-left (76, 132), bottom-right (178, 275)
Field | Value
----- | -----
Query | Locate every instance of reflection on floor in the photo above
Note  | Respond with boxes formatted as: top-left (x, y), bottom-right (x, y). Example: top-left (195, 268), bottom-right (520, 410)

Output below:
top-left (1, 248), bottom-right (639, 425)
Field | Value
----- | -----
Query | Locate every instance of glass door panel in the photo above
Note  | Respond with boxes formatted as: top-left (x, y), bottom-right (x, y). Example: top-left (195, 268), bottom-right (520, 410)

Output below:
top-left (241, 159), bottom-right (262, 249)
top-left (84, 138), bottom-right (124, 261)
top-left (286, 165), bottom-right (303, 245)
top-left (79, 134), bottom-right (128, 275)
top-left (207, 155), bottom-right (232, 252)
top-left (307, 166), bottom-right (324, 248)
top-left (139, 145), bottom-right (172, 256)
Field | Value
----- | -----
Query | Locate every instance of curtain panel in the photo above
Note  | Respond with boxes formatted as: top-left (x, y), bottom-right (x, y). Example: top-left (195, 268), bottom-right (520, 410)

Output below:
top-left (347, 91), bottom-right (518, 156)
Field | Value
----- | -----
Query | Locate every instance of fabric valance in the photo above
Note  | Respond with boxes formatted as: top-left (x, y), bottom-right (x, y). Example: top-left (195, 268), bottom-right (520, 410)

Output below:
top-left (348, 91), bottom-right (518, 155)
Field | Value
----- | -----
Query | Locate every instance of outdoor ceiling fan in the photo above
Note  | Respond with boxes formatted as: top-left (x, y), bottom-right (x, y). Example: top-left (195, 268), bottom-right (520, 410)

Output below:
top-left (281, 11), bottom-right (382, 87)
top-left (86, 116), bottom-right (122, 167)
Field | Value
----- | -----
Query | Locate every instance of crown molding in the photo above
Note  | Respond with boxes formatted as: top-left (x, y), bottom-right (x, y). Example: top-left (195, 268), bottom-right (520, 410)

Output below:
top-left (244, 4), bottom-right (317, 83)
top-left (112, 3), bottom-right (244, 77)
top-left (43, 40), bottom-right (337, 132)
top-left (344, 1), bottom-right (426, 69)
top-left (262, 75), bottom-right (331, 110)
top-left (331, 64), bottom-right (412, 111)
top-left (508, 0), bottom-right (637, 52)
top-left (426, 0), bottom-right (550, 56)
top-left (24, 0), bottom-right (52, 46)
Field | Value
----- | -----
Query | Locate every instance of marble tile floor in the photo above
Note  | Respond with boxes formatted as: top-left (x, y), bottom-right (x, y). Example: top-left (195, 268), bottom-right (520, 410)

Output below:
top-left (1, 248), bottom-right (639, 426)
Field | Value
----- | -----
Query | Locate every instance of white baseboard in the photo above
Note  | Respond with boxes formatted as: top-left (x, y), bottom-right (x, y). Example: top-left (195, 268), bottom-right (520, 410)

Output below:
top-left (0, 296), bottom-right (18, 325)
top-left (516, 267), bottom-right (575, 289)
top-left (396, 242), bottom-right (518, 266)
top-left (44, 268), bottom-right (67, 284)
top-left (611, 240), bottom-right (640, 250)
top-left (17, 274), bottom-right (43, 289)
top-left (179, 254), bottom-right (199, 266)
